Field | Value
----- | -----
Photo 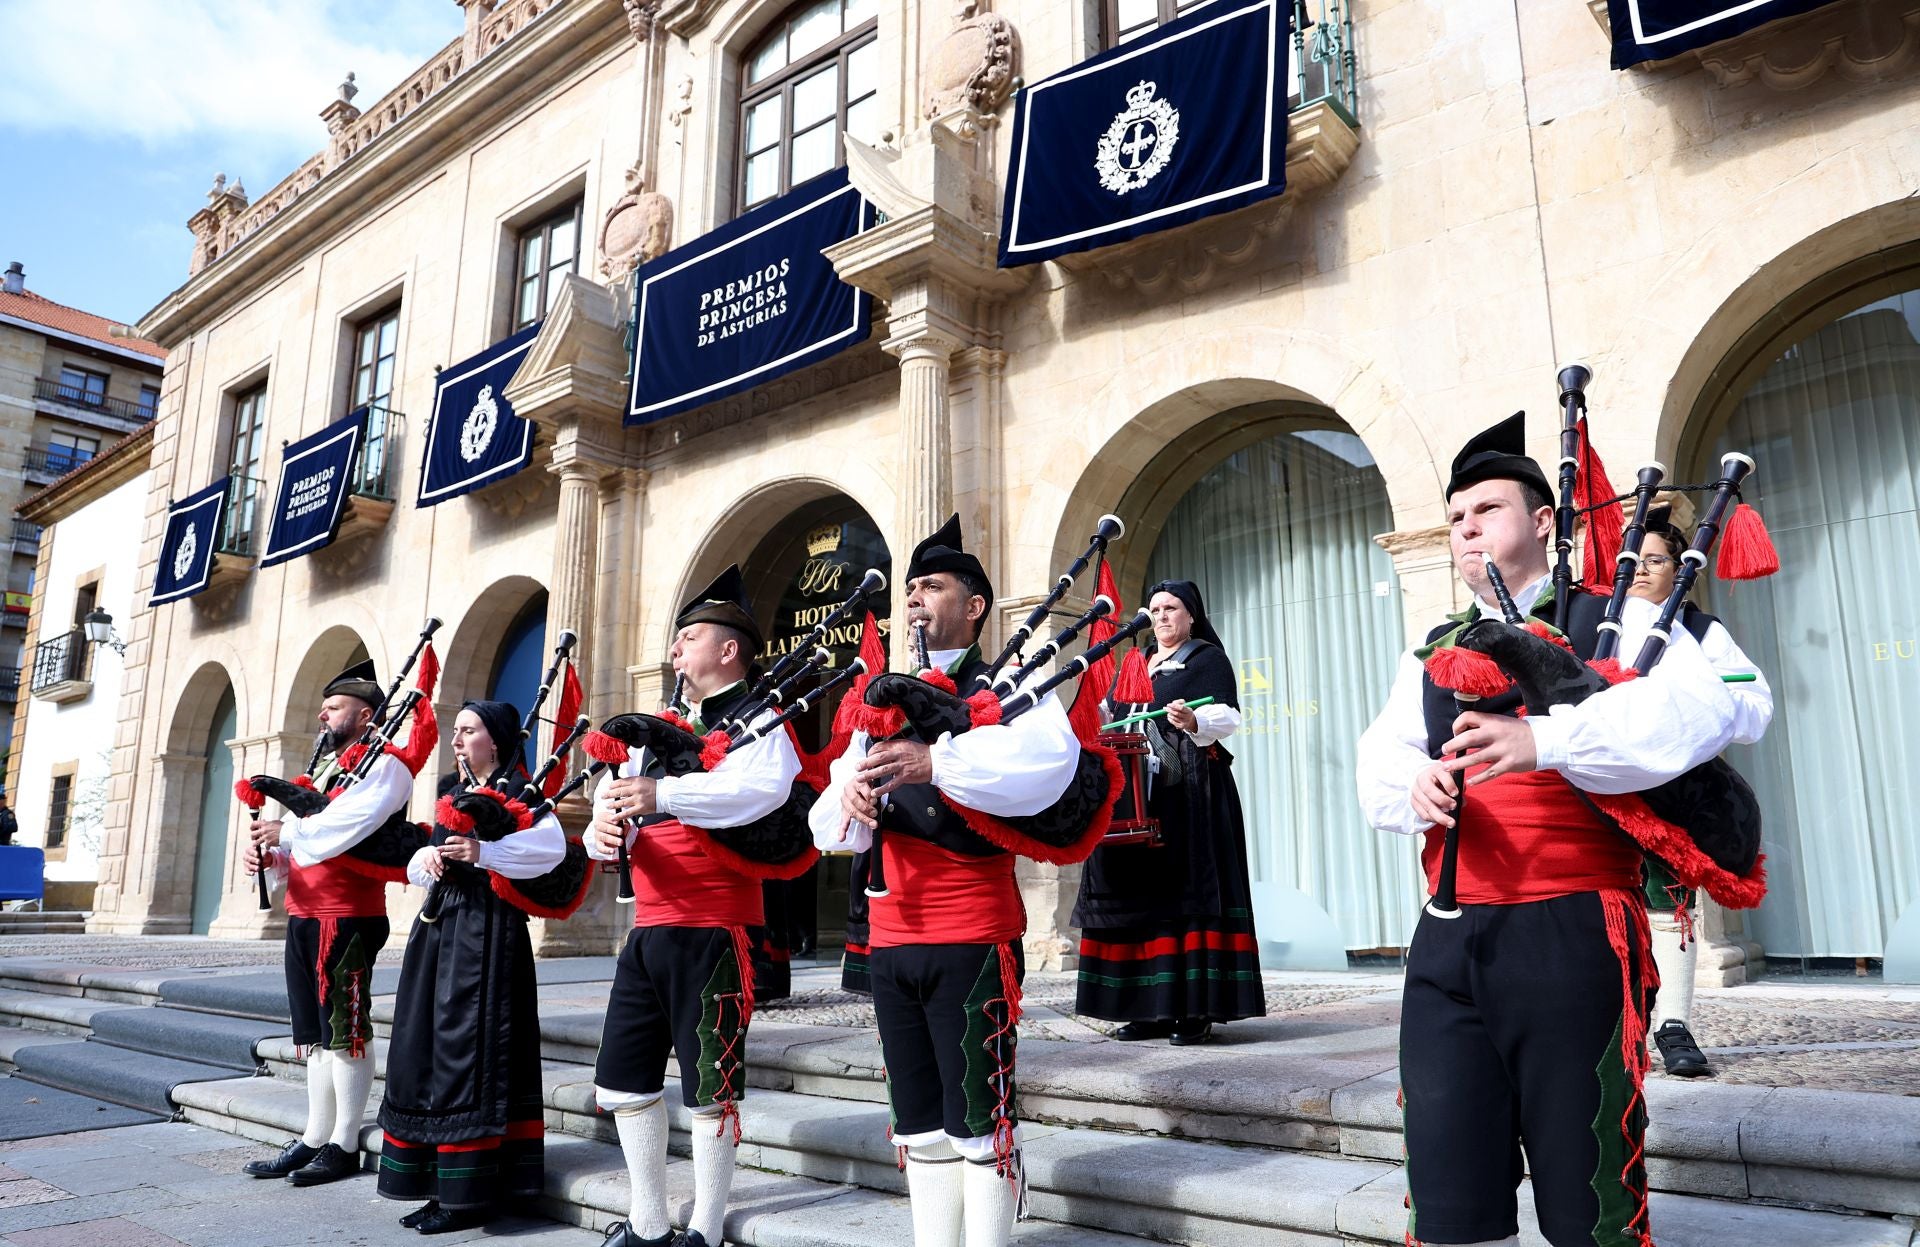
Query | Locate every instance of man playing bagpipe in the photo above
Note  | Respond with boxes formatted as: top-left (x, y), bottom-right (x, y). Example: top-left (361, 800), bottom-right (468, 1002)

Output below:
top-left (1356, 408), bottom-right (1767, 1247)
top-left (809, 515), bottom-right (1108, 1247)
top-left (241, 652), bottom-right (436, 1188)
top-left (586, 565), bottom-right (817, 1247)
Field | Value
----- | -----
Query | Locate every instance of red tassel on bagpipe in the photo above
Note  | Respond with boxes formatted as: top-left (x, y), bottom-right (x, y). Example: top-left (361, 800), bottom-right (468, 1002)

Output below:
top-left (233, 778), bottom-right (266, 811)
top-left (1716, 503), bottom-right (1779, 580)
top-left (1111, 646), bottom-right (1154, 705)
top-left (1422, 646), bottom-right (1513, 699)
top-left (582, 730), bottom-right (632, 765)
top-left (1574, 416), bottom-right (1625, 592)
top-left (434, 793), bottom-right (476, 834)
top-left (700, 730), bottom-right (733, 772)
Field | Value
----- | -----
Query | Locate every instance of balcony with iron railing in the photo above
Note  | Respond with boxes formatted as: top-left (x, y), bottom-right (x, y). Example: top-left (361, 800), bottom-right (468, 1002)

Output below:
top-left (0, 666), bottom-right (19, 699)
top-left (348, 405), bottom-right (402, 502)
top-left (220, 475), bottom-right (264, 559)
top-left (23, 446), bottom-right (97, 483)
top-left (11, 521), bottom-right (43, 557)
top-left (31, 629), bottom-right (92, 702)
top-left (305, 407), bottom-right (404, 575)
top-left (32, 378), bottom-right (157, 431)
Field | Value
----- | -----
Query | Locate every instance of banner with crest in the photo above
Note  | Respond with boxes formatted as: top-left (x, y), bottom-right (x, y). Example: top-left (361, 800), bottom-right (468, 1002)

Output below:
top-left (150, 477), bottom-right (229, 605)
top-left (418, 320), bottom-right (542, 507)
top-left (998, 0), bottom-right (1291, 267)
top-left (259, 411), bottom-right (364, 569)
top-left (1607, 0), bottom-right (1836, 67)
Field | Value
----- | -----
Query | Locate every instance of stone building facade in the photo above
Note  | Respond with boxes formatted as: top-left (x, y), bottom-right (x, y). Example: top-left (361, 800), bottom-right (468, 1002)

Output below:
top-left (103, 0), bottom-right (1920, 977)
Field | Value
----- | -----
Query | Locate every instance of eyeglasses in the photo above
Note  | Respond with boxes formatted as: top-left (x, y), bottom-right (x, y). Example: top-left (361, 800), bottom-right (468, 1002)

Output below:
top-left (1640, 554), bottom-right (1675, 569)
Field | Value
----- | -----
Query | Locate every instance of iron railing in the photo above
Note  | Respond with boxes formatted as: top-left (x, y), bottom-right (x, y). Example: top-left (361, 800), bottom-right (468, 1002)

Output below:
top-left (220, 475), bottom-right (264, 558)
top-left (0, 666), bottom-right (19, 697)
top-left (11, 520), bottom-right (42, 555)
top-left (30, 629), bottom-right (89, 693)
top-left (348, 405), bottom-right (402, 502)
top-left (23, 446), bottom-right (96, 479)
top-left (1293, 0), bottom-right (1358, 125)
top-left (33, 378), bottom-right (154, 423)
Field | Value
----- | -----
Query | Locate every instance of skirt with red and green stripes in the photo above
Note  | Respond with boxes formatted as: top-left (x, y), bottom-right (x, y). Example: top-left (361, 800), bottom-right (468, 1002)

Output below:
top-left (1074, 911), bottom-right (1266, 1024)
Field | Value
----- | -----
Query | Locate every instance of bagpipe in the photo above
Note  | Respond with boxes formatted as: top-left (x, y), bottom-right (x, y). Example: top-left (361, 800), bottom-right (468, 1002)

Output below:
top-left (559, 570), bottom-right (892, 889)
top-left (838, 515), bottom-right (1147, 882)
top-left (237, 617), bottom-right (444, 906)
top-left (420, 629), bottom-right (594, 923)
top-left (1424, 364), bottom-right (1778, 916)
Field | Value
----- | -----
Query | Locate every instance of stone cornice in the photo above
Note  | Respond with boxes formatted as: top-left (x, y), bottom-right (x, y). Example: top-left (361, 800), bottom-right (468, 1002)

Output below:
top-left (503, 274), bottom-right (633, 443)
top-left (1372, 523), bottom-right (1450, 560)
top-left (138, 0), bottom-right (629, 347)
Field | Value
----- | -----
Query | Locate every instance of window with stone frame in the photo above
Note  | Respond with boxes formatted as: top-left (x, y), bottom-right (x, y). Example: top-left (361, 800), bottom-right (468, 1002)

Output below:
top-left (226, 382), bottom-right (269, 545)
top-left (137, 384), bottom-right (160, 418)
top-left (349, 305), bottom-right (401, 492)
top-left (56, 364), bottom-right (108, 407)
top-left (1103, 0), bottom-right (1220, 45)
top-left (512, 200), bottom-right (584, 330)
top-left (737, 0), bottom-right (879, 213)
top-left (46, 770), bottom-right (73, 854)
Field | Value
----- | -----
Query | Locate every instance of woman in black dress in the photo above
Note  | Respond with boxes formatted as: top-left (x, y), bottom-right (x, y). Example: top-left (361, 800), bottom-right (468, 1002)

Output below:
top-left (1072, 580), bottom-right (1265, 1045)
top-left (377, 700), bottom-right (579, 1234)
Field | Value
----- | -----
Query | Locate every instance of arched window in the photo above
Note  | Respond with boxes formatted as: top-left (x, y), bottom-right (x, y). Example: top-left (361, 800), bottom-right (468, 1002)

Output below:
top-left (738, 0), bottom-right (878, 212)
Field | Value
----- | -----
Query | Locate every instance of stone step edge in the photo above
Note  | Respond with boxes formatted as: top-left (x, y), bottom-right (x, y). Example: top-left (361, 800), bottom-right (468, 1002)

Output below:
top-left (169, 1073), bottom-right (1911, 1247)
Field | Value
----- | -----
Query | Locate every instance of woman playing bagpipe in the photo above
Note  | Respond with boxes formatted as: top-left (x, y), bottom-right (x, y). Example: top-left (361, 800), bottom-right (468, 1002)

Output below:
top-left (1355, 381), bottom-right (1774, 1247)
top-left (1629, 505), bottom-right (1773, 1078)
top-left (810, 514), bottom-right (1137, 1247)
top-left (583, 565), bottom-right (818, 1247)
top-left (240, 629), bottom-right (441, 1190)
top-left (1072, 578), bottom-right (1265, 1046)
top-left (376, 681), bottom-right (594, 1235)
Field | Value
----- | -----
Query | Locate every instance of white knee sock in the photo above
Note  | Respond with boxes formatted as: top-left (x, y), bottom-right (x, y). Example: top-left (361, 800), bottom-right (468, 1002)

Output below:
top-left (614, 1098), bottom-right (671, 1240)
top-left (688, 1107), bottom-right (736, 1245)
top-left (301, 1049), bottom-right (336, 1149)
top-left (1650, 916), bottom-right (1697, 1029)
top-left (905, 1141), bottom-right (964, 1247)
top-left (961, 1156), bottom-right (1017, 1247)
top-left (327, 1050), bottom-right (376, 1152)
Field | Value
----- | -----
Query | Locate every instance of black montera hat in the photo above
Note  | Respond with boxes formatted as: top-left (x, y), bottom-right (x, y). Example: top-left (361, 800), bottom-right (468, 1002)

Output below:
top-left (1445, 411), bottom-right (1552, 502)
top-left (324, 659), bottom-right (381, 705)
top-left (906, 513), bottom-right (993, 611)
top-left (676, 564), bottom-right (764, 654)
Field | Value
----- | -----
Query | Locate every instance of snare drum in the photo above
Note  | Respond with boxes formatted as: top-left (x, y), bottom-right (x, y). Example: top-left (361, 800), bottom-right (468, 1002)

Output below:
top-left (1097, 729), bottom-right (1162, 846)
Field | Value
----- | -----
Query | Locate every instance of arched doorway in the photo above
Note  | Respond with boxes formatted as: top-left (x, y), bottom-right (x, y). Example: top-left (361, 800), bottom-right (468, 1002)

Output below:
top-left (189, 689), bottom-right (238, 934)
top-left (737, 495), bottom-right (893, 963)
top-left (489, 595), bottom-right (550, 774)
top-left (1129, 407), bottom-right (1417, 952)
top-left (1691, 274), bottom-right (1920, 964)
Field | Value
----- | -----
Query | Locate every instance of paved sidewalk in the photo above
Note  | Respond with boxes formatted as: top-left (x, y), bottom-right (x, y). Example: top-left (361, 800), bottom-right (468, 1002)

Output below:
top-left (0, 1120), bottom-right (596, 1246)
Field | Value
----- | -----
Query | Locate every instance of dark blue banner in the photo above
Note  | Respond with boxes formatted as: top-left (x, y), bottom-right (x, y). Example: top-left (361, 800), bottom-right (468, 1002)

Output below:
top-left (150, 477), bottom-right (229, 605)
top-left (260, 411), bottom-right (363, 569)
top-left (627, 168), bottom-right (873, 424)
top-left (1609, 0), bottom-right (1834, 67)
top-left (419, 321), bottom-right (541, 507)
top-left (999, 0), bottom-right (1290, 267)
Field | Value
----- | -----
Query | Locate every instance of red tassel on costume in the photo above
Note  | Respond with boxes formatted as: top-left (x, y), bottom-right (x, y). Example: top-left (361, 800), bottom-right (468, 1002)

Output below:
top-left (1716, 503), bottom-right (1779, 580)
top-left (1112, 647), bottom-right (1154, 705)
top-left (582, 730), bottom-right (631, 765)
top-left (1423, 647), bottom-right (1513, 698)
top-left (1574, 417), bottom-right (1624, 591)
top-left (234, 778), bottom-right (265, 810)
top-left (543, 662), bottom-right (585, 798)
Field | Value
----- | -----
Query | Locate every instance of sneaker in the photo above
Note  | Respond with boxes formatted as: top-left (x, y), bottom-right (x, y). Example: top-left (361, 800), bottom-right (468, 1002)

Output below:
top-left (286, 1142), bottom-right (360, 1186)
top-left (1653, 1019), bottom-right (1713, 1078)
top-left (242, 1139), bottom-right (318, 1179)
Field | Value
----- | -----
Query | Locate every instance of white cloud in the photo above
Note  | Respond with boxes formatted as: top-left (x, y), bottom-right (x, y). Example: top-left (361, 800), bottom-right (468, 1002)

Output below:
top-left (0, 0), bottom-right (455, 154)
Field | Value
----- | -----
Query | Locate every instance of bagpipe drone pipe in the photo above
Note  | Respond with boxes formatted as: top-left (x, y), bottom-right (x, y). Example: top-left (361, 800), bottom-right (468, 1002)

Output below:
top-left (235, 617), bottom-right (444, 903)
top-left (1425, 365), bottom-right (1777, 912)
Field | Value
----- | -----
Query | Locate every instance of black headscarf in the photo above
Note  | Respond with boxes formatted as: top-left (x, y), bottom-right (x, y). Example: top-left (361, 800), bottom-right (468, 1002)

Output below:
top-left (1144, 579), bottom-right (1224, 651)
top-left (461, 699), bottom-right (526, 780)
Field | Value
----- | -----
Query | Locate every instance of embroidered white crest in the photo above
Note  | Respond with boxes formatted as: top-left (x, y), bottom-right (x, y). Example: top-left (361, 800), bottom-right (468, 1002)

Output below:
top-left (1095, 80), bottom-right (1181, 195)
top-left (459, 385), bottom-right (499, 463)
top-left (173, 522), bottom-right (198, 581)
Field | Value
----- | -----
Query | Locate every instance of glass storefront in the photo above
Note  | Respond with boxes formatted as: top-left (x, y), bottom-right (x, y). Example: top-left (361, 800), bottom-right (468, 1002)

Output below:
top-left (1144, 423), bottom-right (1416, 950)
top-left (1705, 285), bottom-right (1920, 960)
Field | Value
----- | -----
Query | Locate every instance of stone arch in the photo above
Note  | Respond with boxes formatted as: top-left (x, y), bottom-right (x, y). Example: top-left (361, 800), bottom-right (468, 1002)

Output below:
top-left (438, 575), bottom-right (551, 701)
top-left (280, 624), bottom-right (375, 736)
top-left (163, 659), bottom-right (243, 757)
top-left (153, 659), bottom-right (243, 932)
top-left (1031, 325), bottom-right (1432, 595)
top-left (1597, 170), bottom-right (1920, 471)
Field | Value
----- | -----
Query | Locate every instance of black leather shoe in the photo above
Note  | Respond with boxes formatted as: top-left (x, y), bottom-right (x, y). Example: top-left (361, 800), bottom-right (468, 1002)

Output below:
top-left (415, 1205), bottom-right (489, 1235)
top-left (673, 1231), bottom-right (711, 1247)
top-left (287, 1142), bottom-right (360, 1186)
top-left (1653, 1020), bottom-right (1713, 1077)
top-left (399, 1201), bottom-right (440, 1229)
top-left (1168, 1019), bottom-right (1214, 1046)
top-left (601, 1221), bottom-right (674, 1247)
top-left (1113, 1020), bottom-right (1174, 1041)
top-left (242, 1139), bottom-right (317, 1178)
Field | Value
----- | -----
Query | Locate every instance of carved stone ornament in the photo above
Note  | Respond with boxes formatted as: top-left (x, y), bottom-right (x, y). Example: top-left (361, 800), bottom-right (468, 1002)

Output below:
top-left (599, 184), bottom-right (674, 279)
top-left (923, 11), bottom-right (1019, 119)
top-left (622, 0), bottom-right (659, 41)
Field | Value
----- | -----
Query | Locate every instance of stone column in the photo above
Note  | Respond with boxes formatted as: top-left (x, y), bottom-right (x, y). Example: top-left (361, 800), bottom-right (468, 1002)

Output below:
top-left (134, 752), bottom-right (206, 935)
top-left (887, 332), bottom-right (960, 635)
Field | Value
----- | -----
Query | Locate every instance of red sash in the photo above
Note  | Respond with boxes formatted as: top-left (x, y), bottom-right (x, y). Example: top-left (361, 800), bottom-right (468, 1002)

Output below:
top-left (868, 835), bottom-right (1025, 948)
top-left (630, 819), bottom-right (764, 928)
top-left (286, 857), bottom-right (387, 918)
top-left (1421, 766), bottom-right (1643, 905)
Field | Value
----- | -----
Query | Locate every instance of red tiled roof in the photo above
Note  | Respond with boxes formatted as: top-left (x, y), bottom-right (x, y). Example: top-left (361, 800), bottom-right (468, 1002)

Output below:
top-left (0, 288), bottom-right (167, 360)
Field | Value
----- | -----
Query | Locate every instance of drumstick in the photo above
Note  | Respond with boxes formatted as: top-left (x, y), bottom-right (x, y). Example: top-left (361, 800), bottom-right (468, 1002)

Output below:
top-left (1099, 695), bottom-right (1218, 732)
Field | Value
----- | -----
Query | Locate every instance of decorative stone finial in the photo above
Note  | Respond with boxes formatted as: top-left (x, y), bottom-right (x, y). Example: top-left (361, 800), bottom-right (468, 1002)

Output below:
top-left (208, 172), bottom-right (227, 201)
top-left (338, 72), bottom-right (358, 104)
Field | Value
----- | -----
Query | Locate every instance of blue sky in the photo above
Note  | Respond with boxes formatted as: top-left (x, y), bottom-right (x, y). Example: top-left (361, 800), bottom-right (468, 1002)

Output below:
top-left (0, 1), bottom-right (458, 327)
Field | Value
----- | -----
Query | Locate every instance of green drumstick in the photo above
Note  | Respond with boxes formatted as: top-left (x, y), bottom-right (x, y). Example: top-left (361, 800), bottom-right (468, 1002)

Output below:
top-left (1721, 673), bottom-right (1757, 683)
top-left (1100, 695), bottom-right (1218, 732)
